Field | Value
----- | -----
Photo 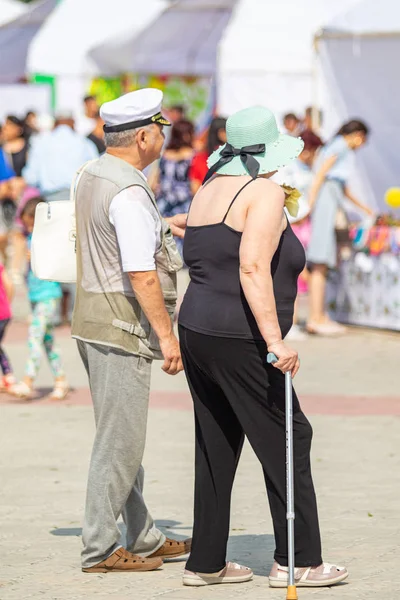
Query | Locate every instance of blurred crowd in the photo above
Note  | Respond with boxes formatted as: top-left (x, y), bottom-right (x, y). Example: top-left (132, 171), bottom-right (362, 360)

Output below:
top-left (0, 96), bottom-right (106, 400)
top-left (0, 97), bottom-right (373, 400)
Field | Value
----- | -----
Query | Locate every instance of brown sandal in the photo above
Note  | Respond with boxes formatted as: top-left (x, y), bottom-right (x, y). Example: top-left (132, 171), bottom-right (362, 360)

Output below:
top-left (82, 547), bottom-right (163, 573)
top-left (148, 537), bottom-right (192, 559)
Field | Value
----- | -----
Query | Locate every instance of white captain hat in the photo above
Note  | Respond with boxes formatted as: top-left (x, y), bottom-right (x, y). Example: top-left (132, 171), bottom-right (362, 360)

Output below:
top-left (101, 88), bottom-right (171, 133)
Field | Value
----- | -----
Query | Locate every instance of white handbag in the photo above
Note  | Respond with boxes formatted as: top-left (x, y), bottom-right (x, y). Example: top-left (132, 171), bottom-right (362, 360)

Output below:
top-left (31, 160), bottom-right (96, 283)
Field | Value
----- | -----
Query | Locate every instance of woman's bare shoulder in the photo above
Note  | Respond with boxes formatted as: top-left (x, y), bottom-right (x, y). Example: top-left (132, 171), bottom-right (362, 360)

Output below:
top-left (250, 177), bottom-right (285, 203)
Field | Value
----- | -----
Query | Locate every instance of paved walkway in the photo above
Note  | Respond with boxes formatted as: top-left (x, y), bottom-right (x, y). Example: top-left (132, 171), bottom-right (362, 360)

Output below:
top-left (0, 286), bottom-right (399, 599)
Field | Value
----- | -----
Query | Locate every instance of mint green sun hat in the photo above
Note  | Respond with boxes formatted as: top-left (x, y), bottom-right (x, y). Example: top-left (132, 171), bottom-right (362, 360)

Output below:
top-left (204, 106), bottom-right (304, 183)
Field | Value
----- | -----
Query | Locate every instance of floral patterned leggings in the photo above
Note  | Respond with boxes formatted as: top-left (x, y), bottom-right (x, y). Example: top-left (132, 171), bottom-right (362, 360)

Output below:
top-left (25, 299), bottom-right (64, 379)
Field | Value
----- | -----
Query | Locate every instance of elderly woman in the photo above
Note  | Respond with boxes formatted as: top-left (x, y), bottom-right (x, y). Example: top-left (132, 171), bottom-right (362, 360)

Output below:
top-left (178, 106), bottom-right (348, 588)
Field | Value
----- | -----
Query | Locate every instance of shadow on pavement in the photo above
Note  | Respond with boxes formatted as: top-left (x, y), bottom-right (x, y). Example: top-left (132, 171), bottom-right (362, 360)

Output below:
top-left (50, 524), bottom-right (275, 575)
top-left (227, 534), bottom-right (275, 576)
top-left (155, 519), bottom-right (191, 533)
top-left (51, 527), bottom-right (82, 536)
top-left (0, 387), bottom-right (78, 404)
top-left (50, 520), bottom-right (191, 540)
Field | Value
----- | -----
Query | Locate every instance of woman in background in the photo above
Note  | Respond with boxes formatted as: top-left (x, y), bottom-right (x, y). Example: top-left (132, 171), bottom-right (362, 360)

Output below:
top-left (190, 117), bottom-right (227, 195)
top-left (0, 148), bottom-right (17, 265)
top-left (275, 130), bottom-right (323, 340)
top-left (24, 111), bottom-right (39, 138)
top-left (307, 120), bottom-right (373, 335)
top-left (2, 116), bottom-right (29, 177)
top-left (1, 116), bottom-right (31, 281)
top-left (156, 119), bottom-right (195, 254)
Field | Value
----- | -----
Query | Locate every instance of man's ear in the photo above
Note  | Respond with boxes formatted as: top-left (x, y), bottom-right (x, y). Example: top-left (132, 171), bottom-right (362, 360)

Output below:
top-left (137, 128), bottom-right (147, 148)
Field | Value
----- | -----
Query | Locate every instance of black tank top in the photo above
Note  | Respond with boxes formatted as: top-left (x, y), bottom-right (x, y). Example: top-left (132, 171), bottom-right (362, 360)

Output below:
top-left (178, 180), bottom-right (306, 340)
top-left (10, 144), bottom-right (28, 177)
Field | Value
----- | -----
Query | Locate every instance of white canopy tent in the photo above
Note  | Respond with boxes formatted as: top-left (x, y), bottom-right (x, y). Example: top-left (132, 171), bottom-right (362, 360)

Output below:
top-left (27, 0), bottom-right (168, 78)
top-left (90, 0), bottom-right (361, 121)
top-left (0, 0), bottom-right (28, 25)
top-left (25, 0), bottom-right (168, 113)
top-left (317, 0), bottom-right (400, 212)
top-left (90, 0), bottom-right (235, 77)
top-left (217, 0), bottom-right (361, 119)
top-left (0, 0), bottom-right (56, 83)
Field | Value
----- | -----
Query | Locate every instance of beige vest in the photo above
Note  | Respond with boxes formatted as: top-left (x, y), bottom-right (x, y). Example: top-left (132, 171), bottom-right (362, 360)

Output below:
top-left (71, 153), bottom-right (183, 358)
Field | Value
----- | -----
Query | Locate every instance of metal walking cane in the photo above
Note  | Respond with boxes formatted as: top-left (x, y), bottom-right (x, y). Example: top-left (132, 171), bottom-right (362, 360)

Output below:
top-left (267, 353), bottom-right (298, 600)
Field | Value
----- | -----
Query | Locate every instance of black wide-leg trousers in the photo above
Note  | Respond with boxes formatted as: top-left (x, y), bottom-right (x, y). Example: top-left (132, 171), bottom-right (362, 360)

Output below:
top-left (179, 326), bottom-right (322, 573)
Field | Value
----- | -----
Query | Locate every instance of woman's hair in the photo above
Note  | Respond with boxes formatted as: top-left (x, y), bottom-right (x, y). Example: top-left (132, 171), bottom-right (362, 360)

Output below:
top-left (6, 115), bottom-right (28, 140)
top-left (166, 119), bottom-right (195, 151)
top-left (301, 130), bottom-right (323, 152)
top-left (337, 119), bottom-right (369, 137)
top-left (207, 116), bottom-right (227, 156)
top-left (20, 197), bottom-right (45, 220)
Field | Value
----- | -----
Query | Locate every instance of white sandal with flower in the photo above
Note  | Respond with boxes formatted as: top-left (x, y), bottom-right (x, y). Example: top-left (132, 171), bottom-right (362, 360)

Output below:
top-left (183, 562), bottom-right (253, 586)
top-left (269, 561), bottom-right (348, 587)
top-left (48, 380), bottom-right (69, 401)
top-left (9, 381), bottom-right (34, 399)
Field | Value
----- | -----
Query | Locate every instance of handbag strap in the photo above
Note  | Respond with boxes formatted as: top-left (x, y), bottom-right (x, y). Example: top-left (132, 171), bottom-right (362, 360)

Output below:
top-left (70, 159), bottom-right (98, 203)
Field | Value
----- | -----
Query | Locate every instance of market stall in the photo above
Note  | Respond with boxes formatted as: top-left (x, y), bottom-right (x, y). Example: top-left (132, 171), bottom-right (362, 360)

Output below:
top-left (328, 216), bottom-right (400, 331)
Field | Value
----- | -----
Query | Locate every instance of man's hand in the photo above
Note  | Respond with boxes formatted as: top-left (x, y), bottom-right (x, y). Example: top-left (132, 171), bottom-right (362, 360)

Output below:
top-left (165, 213), bottom-right (187, 239)
top-left (159, 333), bottom-right (184, 375)
top-left (129, 271), bottom-right (183, 375)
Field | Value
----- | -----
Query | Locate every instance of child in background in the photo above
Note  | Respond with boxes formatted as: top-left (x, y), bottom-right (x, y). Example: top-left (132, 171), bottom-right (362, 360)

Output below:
top-left (0, 263), bottom-right (15, 391)
top-left (10, 198), bottom-right (69, 400)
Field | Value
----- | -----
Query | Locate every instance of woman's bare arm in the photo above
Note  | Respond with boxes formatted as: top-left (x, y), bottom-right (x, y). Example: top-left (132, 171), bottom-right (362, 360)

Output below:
top-left (239, 180), bottom-right (284, 346)
top-left (239, 179), bottom-right (299, 376)
top-left (344, 186), bottom-right (374, 215)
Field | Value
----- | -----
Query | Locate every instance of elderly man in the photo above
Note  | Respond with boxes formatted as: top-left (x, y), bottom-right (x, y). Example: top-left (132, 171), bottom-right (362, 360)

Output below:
top-left (71, 88), bottom-right (190, 573)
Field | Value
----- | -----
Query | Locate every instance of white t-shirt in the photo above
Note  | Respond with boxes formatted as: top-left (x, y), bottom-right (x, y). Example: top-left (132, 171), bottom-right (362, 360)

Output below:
top-left (109, 179), bottom-right (162, 273)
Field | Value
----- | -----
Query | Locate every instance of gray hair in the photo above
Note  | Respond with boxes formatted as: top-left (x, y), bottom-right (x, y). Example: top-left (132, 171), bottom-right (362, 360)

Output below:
top-left (104, 125), bottom-right (153, 148)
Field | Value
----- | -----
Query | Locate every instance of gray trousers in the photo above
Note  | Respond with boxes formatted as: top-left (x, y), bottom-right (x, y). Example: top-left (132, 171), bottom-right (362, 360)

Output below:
top-left (77, 340), bottom-right (165, 568)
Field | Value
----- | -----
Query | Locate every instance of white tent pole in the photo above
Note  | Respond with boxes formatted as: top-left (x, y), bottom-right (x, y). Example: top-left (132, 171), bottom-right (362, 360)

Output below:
top-left (311, 35), bottom-right (320, 132)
